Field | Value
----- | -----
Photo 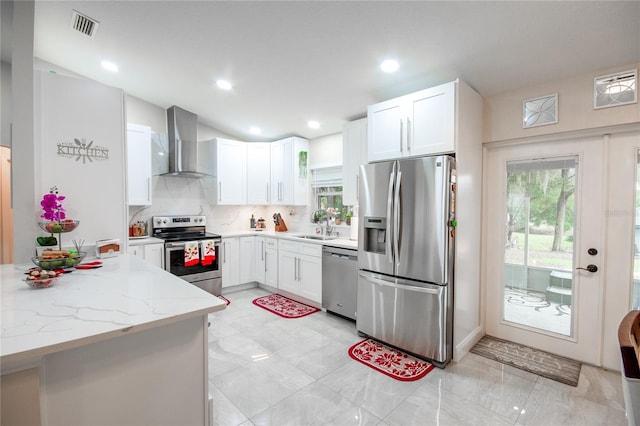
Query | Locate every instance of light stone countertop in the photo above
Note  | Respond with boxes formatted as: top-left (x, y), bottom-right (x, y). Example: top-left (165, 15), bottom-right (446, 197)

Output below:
top-left (214, 230), bottom-right (358, 250)
top-left (0, 254), bottom-right (226, 365)
top-left (127, 236), bottom-right (164, 246)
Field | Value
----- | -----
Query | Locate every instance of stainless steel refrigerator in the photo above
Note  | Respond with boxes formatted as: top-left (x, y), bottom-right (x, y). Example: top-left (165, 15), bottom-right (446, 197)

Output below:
top-left (357, 155), bottom-right (456, 367)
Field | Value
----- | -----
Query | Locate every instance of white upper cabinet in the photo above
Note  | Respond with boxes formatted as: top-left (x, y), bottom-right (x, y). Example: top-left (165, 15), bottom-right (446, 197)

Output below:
top-left (342, 118), bottom-right (367, 206)
top-left (246, 143), bottom-right (271, 204)
top-left (211, 138), bottom-right (247, 205)
top-left (367, 81), bottom-right (456, 162)
top-left (127, 123), bottom-right (152, 206)
top-left (271, 137), bottom-right (309, 205)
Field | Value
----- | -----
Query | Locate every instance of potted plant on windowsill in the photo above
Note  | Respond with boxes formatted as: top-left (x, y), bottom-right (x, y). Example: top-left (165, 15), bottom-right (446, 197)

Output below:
top-left (345, 211), bottom-right (353, 226)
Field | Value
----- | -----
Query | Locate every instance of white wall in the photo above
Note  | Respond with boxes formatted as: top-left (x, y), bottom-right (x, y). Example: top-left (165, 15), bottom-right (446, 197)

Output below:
top-left (10, 0), bottom-right (37, 263)
top-left (1, 60), bottom-right (10, 148)
top-left (37, 71), bottom-right (127, 249)
top-left (483, 63), bottom-right (640, 143)
top-left (309, 132), bottom-right (342, 169)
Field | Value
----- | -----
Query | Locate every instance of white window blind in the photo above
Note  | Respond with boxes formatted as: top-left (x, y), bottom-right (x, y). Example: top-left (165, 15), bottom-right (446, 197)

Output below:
top-left (311, 166), bottom-right (342, 188)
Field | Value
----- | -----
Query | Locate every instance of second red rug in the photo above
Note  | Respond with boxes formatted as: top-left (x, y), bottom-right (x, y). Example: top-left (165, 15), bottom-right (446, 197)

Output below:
top-left (252, 293), bottom-right (319, 318)
top-left (348, 339), bottom-right (435, 381)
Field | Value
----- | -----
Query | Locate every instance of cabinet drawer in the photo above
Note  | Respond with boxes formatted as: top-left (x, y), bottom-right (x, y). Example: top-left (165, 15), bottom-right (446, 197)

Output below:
top-left (299, 242), bottom-right (322, 257)
top-left (265, 238), bottom-right (278, 249)
top-left (279, 239), bottom-right (299, 253)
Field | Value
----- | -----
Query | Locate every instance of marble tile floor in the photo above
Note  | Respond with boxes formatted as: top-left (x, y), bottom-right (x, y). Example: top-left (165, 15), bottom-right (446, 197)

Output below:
top-left (208, 287), bottom-right (627, 426)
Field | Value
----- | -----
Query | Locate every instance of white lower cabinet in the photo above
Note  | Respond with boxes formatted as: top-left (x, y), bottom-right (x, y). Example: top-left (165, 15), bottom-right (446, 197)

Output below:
top-left (129, 241), bottom-right (164, 269)
top-left (240, 236), bottom-right (256, 284)
top-left (221, 237), bottom-right (240, 288)
top-left (223, 236), bottom-right (260, 288)
top-left (277, 239), bottom-right (322, 303)
top-left (255, 236), bottom-right (266, 284)
top-left (264, 237), bottom-right (278, 287)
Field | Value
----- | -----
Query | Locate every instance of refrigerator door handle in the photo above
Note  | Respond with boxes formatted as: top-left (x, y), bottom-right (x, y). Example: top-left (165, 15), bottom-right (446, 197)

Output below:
top-left (394, 170), bottom-right (402, 269)
top-left (359, 271), bottom-right (440, 295)
top-left (386, 165), bottom-right (396, 263)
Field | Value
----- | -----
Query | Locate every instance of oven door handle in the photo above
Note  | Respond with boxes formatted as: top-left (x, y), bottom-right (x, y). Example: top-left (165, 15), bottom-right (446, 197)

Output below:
top-left (166, 242), bottom-right (187, 249)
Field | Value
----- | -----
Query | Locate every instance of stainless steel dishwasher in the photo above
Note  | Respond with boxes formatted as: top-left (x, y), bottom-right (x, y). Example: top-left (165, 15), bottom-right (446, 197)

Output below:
top-left (322, 246), bottom-right (358, 321)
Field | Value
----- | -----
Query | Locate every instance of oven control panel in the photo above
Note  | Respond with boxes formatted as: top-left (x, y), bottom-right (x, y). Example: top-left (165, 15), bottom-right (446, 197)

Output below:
top-left (152, 215), bottom-right (206, 228)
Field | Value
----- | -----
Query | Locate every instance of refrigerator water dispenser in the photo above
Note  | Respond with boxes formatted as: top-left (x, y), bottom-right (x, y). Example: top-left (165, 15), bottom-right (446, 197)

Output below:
top-left (363, 217), bottom-right (386, 254)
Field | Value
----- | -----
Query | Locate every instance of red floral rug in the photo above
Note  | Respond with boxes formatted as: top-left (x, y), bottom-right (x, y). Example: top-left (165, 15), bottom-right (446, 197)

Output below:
top-left (348, 339), bottom-right (435, 381)
top-left (218, 295), bottom-right (230, 306)
top-left (252, 293), bottom-right (319, 318)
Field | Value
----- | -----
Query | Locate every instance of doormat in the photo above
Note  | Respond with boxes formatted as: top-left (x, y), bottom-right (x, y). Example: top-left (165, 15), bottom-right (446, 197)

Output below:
top-left (470, 335), bottom-right (581, 387)
top-left (348, 339), bottom-right (435, 382)
top-left (217, 295), bottom-right (230, 306)
top-left (252, 294), bottom-right (319, 318)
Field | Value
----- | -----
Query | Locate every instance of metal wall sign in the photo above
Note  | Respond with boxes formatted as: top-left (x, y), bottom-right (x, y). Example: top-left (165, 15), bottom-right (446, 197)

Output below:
top-left (57, 138), bottom-right (109, 164)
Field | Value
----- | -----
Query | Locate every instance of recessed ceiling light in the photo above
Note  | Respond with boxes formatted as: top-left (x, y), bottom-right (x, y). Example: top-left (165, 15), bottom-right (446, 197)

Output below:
top-left (250, 126), bottom-right (262, 135)
top-left (307, 120), bottom-right (320, 129)
top-left (101, 60), bottom-right (118, 72)
top-left (216, 79), bottom-right (233, 90)
top-left (380, 59), bottom-right (399, 73)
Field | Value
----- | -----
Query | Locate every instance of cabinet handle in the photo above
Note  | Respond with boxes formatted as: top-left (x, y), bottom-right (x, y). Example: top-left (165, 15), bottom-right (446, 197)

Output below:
top-left (261, 241), bottom-right (264, 261)
top-left (219, 182), bottom-right (222, 202)
top-left (399, 119), bottom-right (404, 152)
top-left (356, 174), bottom-right (359, 201)
top-left (223, 242), bottom-right (226, 263)
top-left (294, 256), bottom-right (298, 280)
top-left (266, 183), bottom-right (270, 203)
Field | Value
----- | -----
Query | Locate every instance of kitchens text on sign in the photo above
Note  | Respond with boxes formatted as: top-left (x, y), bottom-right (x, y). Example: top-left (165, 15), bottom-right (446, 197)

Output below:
top-left (57, 138), bottom-right (109, 164)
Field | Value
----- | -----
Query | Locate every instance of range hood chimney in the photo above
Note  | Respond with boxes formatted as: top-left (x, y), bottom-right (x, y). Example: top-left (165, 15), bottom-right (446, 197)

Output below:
top-left (163, 106), bottom-right (211, 177)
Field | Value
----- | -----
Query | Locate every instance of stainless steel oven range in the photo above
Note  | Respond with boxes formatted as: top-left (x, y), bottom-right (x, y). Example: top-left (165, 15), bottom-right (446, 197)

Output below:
top-left (152, 215), bottom-right (222, 296)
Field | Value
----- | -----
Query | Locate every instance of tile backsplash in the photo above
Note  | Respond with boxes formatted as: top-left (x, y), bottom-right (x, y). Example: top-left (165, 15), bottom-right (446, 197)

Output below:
top-left (128, 176), bottom-right (310, 235)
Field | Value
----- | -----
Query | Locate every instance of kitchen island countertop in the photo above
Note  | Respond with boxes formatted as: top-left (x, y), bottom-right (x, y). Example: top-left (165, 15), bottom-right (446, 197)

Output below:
top-left (0, 254), bottom-right (226, 365)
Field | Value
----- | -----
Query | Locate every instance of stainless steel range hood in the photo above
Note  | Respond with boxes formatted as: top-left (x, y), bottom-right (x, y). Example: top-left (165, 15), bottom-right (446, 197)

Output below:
top-left (162, 106), bottom-right (211, 177)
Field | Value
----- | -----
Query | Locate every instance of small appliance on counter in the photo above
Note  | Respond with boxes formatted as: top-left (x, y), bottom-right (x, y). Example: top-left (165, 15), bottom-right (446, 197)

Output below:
top-left (256, 217), bottom-right (266, 229)
top-left (129, 221), bottom-right (148, 238)
top-left (96, 239), bottom-right (121, 259)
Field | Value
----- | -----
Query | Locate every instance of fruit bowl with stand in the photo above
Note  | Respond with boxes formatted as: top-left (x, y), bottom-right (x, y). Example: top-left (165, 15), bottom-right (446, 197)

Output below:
top-left (38, 220), bottom-right (80, 251)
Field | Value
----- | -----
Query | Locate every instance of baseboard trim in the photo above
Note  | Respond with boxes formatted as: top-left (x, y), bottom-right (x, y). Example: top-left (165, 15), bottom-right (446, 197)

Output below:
top-left (454, 326), bottom-right (483, 362)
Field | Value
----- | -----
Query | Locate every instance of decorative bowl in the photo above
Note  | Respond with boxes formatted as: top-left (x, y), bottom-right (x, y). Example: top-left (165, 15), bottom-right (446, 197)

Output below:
top-left (22, 274), bottom-right (60, 289)
top-left (31, 251), bottom-right (86, 270)
top-left (38, 219), bottom-right (80, 234)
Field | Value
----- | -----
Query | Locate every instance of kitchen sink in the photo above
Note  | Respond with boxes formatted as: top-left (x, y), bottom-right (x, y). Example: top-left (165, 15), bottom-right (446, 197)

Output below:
top-left (292, 234), bottom-right (338, 241)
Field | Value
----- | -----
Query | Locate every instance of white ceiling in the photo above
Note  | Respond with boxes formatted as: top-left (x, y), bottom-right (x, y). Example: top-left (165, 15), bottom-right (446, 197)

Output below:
top-left (24, 1), bottom-right (640, 140)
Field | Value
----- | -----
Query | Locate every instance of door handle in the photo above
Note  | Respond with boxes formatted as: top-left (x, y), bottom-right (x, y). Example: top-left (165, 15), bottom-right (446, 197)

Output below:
top-left (576, 264), bottom-right (598, 273)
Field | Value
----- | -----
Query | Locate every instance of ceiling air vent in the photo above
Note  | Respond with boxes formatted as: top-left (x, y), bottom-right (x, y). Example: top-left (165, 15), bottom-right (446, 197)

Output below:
top-left (70, 10), bottom-right (99, 38)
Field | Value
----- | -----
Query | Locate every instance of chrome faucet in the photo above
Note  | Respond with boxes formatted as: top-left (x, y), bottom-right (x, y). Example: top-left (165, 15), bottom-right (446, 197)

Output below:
top-left (312, 209), bottom-right (333, 236)
top-left (325, 220), bottom-right (334, 237)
